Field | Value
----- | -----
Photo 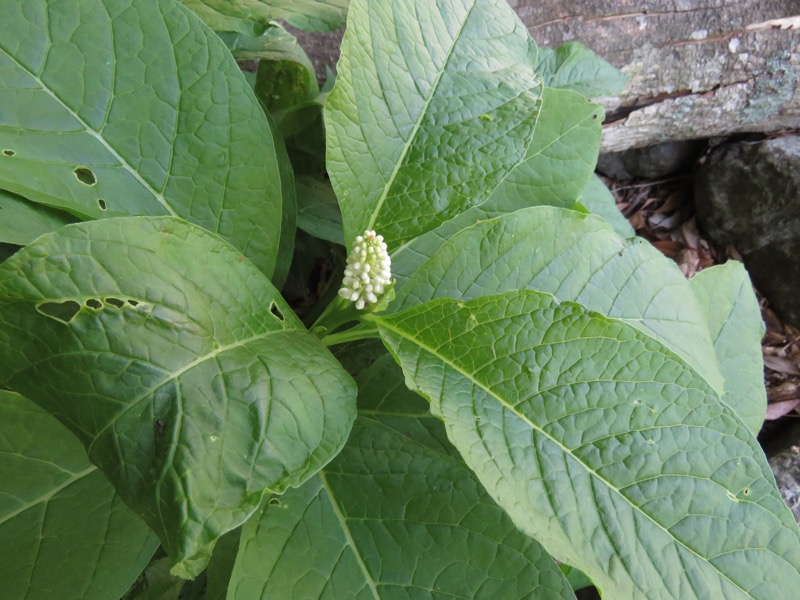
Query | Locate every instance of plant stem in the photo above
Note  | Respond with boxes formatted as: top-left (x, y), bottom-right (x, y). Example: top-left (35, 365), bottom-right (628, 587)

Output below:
top-left (321, 324), bottom-right (380, 347)
top-left (311, 295), bottom-right (360, 336)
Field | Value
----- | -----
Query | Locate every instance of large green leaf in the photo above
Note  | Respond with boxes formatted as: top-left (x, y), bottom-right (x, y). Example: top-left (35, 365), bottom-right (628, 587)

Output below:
top-left (0, 216), bottom-right (356, 578)
top-left (205, 528), bottom-right (242, 600)
top-left (575, 174), bottom-right (634, 238)
top-left (218, 22), bottom-right (316, 65)
top-left (227, 416), bottom-right (576, 599)
top-left (534, 41), bottom-right (628, 98)
top-left (295, 175), bottom-right (345, 245)
top-left (266, 111), bottom-right (297, 290)
top-left (690, 262), bottom-right (767, 435)
top-left (181, 0), bottom-right (349, 33)
top-left (355, 352), bottom-right (430, 417)
top-left (391, 87), bottom-right (602, 281)
top-left (483, 88), bottom-right (601, 211)
top-left (392, 206), bottom-right (724, 395)
top-left (123, 558), bottom-right (186, 600)
top-left (371, 292), bottom-right (800, 598)
top-left (250, 27), bottom-right (318, 112)
top-left (0, 391), bottom-right (159, 599)
top-left (0, 0), bottom-right (288, 277)
top-left (0, 189), bottom-right (76, 245)
top-left (326, 0), bottom-right (543, 247)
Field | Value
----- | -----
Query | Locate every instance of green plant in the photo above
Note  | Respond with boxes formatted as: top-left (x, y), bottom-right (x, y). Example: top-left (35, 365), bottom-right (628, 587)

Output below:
top-left (1, 0), bottom-right (798, 598)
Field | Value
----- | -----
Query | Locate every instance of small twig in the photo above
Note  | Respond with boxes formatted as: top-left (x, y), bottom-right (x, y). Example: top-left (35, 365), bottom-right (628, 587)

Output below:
top-left (611, 175), bottom-right (685, 191)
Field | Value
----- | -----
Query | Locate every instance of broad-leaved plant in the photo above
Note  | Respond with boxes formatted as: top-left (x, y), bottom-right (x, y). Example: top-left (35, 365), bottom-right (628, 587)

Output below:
top-left (1, 0), bottom-right (798, 598)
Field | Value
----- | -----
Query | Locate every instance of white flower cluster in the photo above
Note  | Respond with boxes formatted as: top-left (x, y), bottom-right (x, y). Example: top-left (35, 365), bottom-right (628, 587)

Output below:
top-left (338, 230), bottom-right (392, 310)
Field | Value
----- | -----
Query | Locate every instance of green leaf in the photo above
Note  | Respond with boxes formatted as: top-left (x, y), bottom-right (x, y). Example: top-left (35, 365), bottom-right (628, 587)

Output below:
top-left (484, 88), bottom-right (602, 210)
top-left (690, 262), bottom-right (767, 435)
top-left (0, 216), bottom-right (356, 578)
top-left (0, 0), bottom-right (289, 278)
top-left (180, 1), bottom-right (266, 36)
top-left (0, 391), bottom-right (159, 600)
top-left (321, 65), bottom-right (337, 94)
top-left (122, 557), bottom-right (186, 600)
top-left (575, 174), bottom-right (634, 238)
top-left (354, 351), bottom-right (460, 460)
top-left (218, 22), bottom-right (316, 65)
top-left (227, 416), bottom-right (577, 599)
top-left (220, 23), bottom-right (320, 141)
top-left (296, 175), bottom-right (345, 245)
top-left (326, 0), bottom-right (543, 247)
top-left (356, 353), bottom-right (430, 416)
top-left (391, 87), bottom-right (602, 281)
top-left (252, 31), bottom-right (318, 114)
top-left (534, 41), bottom-right (628, 98)
top-left (0, 189), bottom-right (77, 245)
top-left (330, 338), bottom-right (389, 377)
top-left (371, 292), bottom-right (800, 598)
top-left (205, 528), bottom-right (242, 600)
top-left (267, 112), bottom-right (297, 290)
top-left (181, 0), bottom-right (349, 33)
top-left (560, 565), bottom-right (595, 592)
top-left (392, 206), bottom-right (724, 395)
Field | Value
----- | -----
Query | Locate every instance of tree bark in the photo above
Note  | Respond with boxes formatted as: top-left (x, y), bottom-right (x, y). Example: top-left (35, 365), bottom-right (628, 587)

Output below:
top-left (514, 1), bottom-right (800, 152)
top-left (297, 1), bottom-right (800, 153)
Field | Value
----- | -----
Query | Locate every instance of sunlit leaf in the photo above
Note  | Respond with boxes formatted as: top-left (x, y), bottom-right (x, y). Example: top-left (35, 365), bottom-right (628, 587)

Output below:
top-left (393, 206), bottom-right (724, 394)
top-left (0, 189), bottom-right (77, 245)
top-left (534, 41), bottom-right (628, 97)
top-left (0, 391), bottom-right (159, 599)
top-left (690, 262), bottom-right (767, 434)
top-left (372, 292), bottom-right (800, 598)
top-left (0, 0), bottom-right (289, 277)
top-left (0, 217), bottom-right (356, 578)
top-left (326, 0), bottom-right (543, 246)
top-left (181, 0), bottom-right (349, 33)
top-left (391, 87), bottom-right (601, 279)
top-left (228, 416), bottom-right (576, 599)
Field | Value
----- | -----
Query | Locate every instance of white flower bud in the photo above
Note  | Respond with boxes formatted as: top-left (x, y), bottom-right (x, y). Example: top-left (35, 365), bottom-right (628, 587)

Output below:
top-left (339, 229), bottom-right (392, 310)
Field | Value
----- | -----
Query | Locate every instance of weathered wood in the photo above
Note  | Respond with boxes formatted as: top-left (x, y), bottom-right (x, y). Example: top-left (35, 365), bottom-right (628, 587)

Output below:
top-left (296, 1), bottom-right (800, 152)
top-left (514, 1), bottom-right (800, 151)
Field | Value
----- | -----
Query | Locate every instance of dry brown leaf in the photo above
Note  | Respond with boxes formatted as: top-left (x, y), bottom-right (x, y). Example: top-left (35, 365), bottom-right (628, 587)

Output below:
top-left (655, 191), bottom-right (684, 214)
top-left (651, 240), bottom-right (685, 259)
top-left (629, 211), bottom-right (646, 230)
top-left (768, 381), bottom-right (800, 402)
top-left (681, 218), bottom-right (700, 249)
top-left (765, 399), bottom-right (800, 420)
top-left (726, 245), bottom-right (743, 261)
top-left (763, 354), bottom-right (800, 375)
top-left (678, 248), bottom-right (702, 278)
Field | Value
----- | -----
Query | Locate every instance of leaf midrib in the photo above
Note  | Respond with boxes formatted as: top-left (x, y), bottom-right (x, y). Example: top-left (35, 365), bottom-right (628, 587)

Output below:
top-left (373, 315), bottom-right (755, 598)
top-left (0, 465), bottom-right (96, 526)
top-left (318, 471), bottom-right (380, 599)
top-left (365, 1), bottom-right (476, 232)
top-left (0, 44), bottom-right (178, 218)
top-left (86, 327), bottom-right (291, 455)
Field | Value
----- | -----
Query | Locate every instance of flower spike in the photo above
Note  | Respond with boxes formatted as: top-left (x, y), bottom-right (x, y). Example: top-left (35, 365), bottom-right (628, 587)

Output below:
top-left (338, 230), bottom-right (392, 310)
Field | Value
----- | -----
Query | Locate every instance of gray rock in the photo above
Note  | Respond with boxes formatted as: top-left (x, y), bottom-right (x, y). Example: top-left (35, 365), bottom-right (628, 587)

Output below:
top-left (770, 446), bottom-right (800, 525)
top-left (597, 140), bottom-right (704, 179)
top-left (695, 136), bottom-right (800, 326)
